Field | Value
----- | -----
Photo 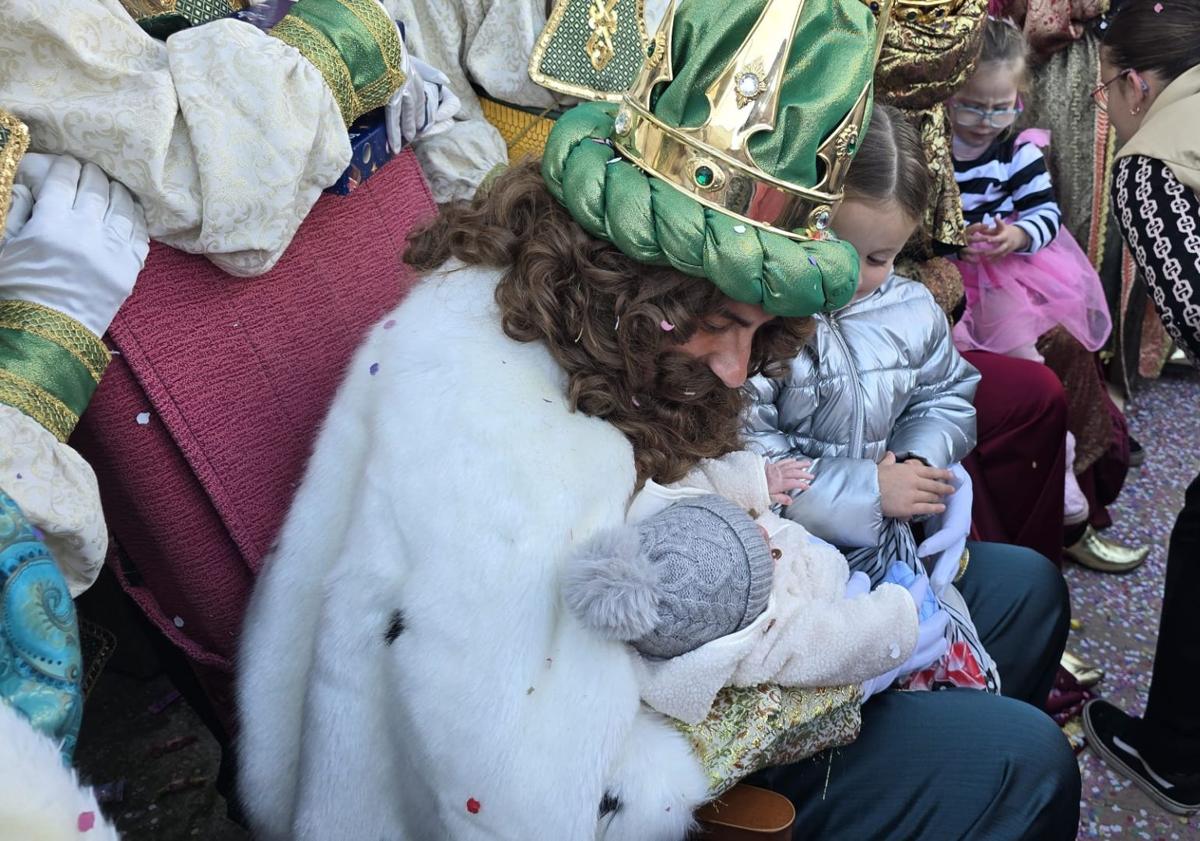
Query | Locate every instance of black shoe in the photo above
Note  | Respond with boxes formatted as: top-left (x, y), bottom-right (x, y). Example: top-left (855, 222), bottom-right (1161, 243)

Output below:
top-left (1129, 436), bottom-right (1146, 467)
top-left (1083, 699), bottom-right (1200, 815)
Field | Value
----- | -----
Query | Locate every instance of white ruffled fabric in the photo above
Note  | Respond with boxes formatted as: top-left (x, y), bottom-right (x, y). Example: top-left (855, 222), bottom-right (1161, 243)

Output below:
top-left (0, 0), bottom-right (350, 276)
top-left (0, 406), bottom-right (107, 597)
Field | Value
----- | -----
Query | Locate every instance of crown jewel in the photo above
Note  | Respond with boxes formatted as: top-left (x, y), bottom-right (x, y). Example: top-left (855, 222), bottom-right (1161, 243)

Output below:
top-left (612, 0), bottom-right (893, 240)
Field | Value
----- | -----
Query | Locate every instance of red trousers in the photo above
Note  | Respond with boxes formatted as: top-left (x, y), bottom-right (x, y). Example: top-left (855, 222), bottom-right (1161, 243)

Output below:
top-left (962, 351), bottom-right (1068, 566)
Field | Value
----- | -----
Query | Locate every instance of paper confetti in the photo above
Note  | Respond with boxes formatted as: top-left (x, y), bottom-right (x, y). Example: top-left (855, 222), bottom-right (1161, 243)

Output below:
top-left (660, 320), bottom-right (675, 331)
top-left (78, 811), bottom-right (95, 831)
top-left (136, 412), bottom-right (151, 425)
top-left (466, 798), bottom-right (481, 814)
top-left (1068, 371), bottom-right (1200, 838)
top-left (383, 319), bottom-right (396, 330)
top-left (369, 362), bottom-right (380, 376)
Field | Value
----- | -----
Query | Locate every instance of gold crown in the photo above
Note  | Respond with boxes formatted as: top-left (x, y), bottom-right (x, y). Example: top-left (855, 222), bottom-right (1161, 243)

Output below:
top-left (610, 0), bottom-right (894, 241)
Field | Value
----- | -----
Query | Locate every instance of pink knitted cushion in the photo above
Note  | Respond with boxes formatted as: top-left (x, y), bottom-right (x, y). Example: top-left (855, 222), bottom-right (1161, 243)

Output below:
top-left (71, 151), bottom-right (436, 724)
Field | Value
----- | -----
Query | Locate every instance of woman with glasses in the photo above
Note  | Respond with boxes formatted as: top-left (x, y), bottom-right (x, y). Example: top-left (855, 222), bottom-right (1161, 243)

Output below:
top-left (1081, 0), bottom-right (1200, 818)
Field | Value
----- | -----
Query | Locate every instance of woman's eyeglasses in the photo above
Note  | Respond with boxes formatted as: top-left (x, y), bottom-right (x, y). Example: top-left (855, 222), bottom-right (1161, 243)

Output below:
top-left (1091, 69), bottom-right (1133, 112)
top-left (948, 100), bottom-right (1023, 129)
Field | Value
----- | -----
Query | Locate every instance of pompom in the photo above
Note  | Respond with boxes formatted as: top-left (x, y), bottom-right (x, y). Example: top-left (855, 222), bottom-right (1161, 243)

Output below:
top-left (563, 526), bottom-right (662, 641)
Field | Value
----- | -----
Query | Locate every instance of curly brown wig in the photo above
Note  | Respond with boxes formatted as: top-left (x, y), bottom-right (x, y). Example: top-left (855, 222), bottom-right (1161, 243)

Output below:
top-left (404, 161), bottom-right (811, 485)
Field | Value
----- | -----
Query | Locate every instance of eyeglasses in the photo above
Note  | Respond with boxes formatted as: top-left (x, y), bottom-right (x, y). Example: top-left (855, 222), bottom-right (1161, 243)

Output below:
top-left (1091, 69), bottom-right (1133, 112)
top-left (948, 99), bottom-right (1023, 129)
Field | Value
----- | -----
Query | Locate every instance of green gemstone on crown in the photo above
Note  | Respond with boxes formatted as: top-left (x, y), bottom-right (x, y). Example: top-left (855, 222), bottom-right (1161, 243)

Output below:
top-left (694, 165), bottom-right (715, 188)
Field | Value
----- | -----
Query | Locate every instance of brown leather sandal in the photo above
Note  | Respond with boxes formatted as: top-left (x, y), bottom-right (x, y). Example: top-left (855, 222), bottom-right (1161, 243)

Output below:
top-left (694, 783), bottom-right (796, 840)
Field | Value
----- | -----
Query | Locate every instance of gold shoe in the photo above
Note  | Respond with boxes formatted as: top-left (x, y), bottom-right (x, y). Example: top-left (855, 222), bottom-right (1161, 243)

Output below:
top-left (1065, 525), bottom-right (1149, 574)
top-left (1061, 651), bottom-right (1105, 688)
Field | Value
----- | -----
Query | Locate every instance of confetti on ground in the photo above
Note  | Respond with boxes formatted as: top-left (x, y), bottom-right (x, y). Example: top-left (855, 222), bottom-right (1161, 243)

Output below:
top-left (1070, 370), bottom-right (1200, 839)
top-left (369, 362), bottom-right (380, 376)
top-left (136, 412), bottom-right (150, 425)
top-left (93, 780), bottom-right (126, 805)
top-left (145, 734), bottom-right (198, 760)
top-left (148, 689), bottom-right (182, 715)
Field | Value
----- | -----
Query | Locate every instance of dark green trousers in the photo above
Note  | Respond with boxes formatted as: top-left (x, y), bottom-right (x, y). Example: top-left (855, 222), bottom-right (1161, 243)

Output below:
top-left (750, 542), bottom-right (1080, 840)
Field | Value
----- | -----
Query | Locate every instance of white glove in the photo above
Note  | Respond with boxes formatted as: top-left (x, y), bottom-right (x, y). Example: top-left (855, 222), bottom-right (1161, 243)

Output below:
top-left (917, 464), bottom-right (972, 597)
top-left (385, 57), bottom-right (462, 150)
top-left (1, 184), bottom-right (33, 249)
top-left (0, 155), bottom-right (148, 337)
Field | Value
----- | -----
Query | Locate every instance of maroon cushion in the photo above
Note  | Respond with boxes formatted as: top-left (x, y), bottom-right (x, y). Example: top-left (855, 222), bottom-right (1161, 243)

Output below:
top-left (71, 151), bottom-right (436, 726)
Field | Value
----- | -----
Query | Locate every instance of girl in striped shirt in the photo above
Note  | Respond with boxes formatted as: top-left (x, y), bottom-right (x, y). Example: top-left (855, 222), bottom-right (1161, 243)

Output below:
top-left (947, 19), bottom-right (1112, 365)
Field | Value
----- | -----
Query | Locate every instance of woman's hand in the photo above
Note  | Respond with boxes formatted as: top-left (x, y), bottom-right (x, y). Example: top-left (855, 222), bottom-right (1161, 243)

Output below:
top-left (765, 458), bottom-right (815, 506)
top-left (878, 452), bottom-right (954, 519)
top-left (959, 220), bottom-right (1031, 262)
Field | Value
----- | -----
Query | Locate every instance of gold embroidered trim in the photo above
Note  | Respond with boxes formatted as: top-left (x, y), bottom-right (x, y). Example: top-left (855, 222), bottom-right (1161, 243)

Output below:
top-left (338, 0), bottom-right (407, 110)
top-left (272, 15), bottom-right (361, 126)
top-left (0, 110), bottom-right (30, 239)
top-left (272, 0), bottom-right (406, 126)
top-left (0, 368), bottom-right (77, 442)
top-left (530, 0), bottom-right (652, 102)
top-left (0, 300), bottom-right (110, 383)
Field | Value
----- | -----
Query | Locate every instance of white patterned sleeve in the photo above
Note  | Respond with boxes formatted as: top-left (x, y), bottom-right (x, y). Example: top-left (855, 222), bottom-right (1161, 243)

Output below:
top-left (0, 0), bottom-right (350, 276)
top-left (1112, 155), bottom-right (1200, 368)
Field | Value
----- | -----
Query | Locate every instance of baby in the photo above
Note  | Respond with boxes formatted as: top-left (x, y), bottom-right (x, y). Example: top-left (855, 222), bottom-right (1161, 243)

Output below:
top-left (563, 450), bottom-right (948, 724)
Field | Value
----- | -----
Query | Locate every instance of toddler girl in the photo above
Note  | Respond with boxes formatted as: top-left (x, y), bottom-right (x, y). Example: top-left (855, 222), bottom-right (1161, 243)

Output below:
top-left (947, 18), bottom-right (1112, 523)
top-left (745, 103), bottom-right (998, 694)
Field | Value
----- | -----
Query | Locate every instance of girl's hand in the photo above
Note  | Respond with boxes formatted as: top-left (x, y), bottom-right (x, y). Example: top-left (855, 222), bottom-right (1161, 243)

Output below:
top-left (765, 458), bottom-right (815, 506)
top-left (960, 220), bottom-right (1030, 262)
top-left (877, 452), bottom-right (955, 519)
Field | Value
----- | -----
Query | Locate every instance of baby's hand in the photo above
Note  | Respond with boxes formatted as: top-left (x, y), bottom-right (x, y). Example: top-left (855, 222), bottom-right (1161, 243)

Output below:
top-left (765, 458), bottom-right (815, 506)
top-left (878, 452), bottom-right (955, 520)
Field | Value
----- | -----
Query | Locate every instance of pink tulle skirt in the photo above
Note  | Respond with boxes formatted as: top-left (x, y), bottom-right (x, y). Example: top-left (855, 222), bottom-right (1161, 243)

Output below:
top-left (951, 227), bottom-right (1112, 356)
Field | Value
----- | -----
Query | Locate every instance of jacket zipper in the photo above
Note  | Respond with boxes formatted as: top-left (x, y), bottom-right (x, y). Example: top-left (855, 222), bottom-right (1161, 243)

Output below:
top-left (820, 312), bottom-right (865, 458)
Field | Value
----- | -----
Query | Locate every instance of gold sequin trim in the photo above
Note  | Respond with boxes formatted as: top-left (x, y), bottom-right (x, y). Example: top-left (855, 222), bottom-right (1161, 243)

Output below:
top-left (0, 300), bottom-right (110, 383)
top-left (0, 109), bottom-right (30, 239)
top-left (0, 368), bottom-right (77, 442)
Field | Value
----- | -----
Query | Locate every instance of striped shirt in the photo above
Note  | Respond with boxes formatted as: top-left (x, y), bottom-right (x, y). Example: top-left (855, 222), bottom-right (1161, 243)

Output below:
top-left (953, 134), bottom-right (1062, 254)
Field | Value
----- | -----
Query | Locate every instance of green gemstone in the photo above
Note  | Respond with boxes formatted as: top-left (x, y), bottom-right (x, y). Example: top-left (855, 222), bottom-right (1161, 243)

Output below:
top-left (694, 166), bottom-right (714, 188)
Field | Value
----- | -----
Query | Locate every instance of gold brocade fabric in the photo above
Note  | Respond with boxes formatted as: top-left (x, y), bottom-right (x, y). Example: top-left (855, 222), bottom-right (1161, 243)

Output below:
top-left (1037, 326), bottom-right (1115, 472)
top-left (875, 0), bottom-right (988, 112)
top-left (897, 255), bottom-right (965, 319)
top-left (1003, 0), bottom-right (1109, 55)
top-left (675, 683), bottom-right (862, 797)
top-left (0, 109), bottom-right (29, 238)
top-left (875, 0), bottom-right (987, 252)
top-left (911, 105), bottom-right (968, 250)
top-left (479, 98), bottom-right (558, 163)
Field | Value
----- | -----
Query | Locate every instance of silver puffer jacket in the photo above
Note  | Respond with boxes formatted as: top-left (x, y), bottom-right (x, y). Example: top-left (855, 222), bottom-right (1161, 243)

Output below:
top-left (743, 273), bottom-right (980, 550)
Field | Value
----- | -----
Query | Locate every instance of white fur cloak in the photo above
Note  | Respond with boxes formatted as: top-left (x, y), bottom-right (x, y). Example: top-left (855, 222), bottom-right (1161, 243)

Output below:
top-left (237, 263), bottom-right (709, 840)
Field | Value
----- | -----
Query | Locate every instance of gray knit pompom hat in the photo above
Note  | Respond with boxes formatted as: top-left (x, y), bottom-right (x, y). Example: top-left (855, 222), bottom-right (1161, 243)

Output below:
top-left (562, 494), bottom-right (773, 659)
